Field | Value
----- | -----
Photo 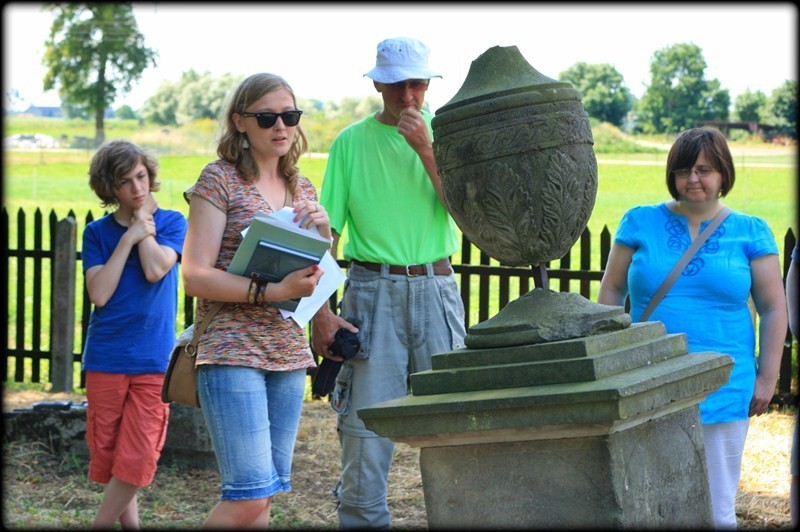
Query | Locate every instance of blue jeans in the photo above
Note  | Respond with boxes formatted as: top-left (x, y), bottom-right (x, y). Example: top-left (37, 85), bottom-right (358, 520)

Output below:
top-left (331, 263), bottom-right (466, 529)
top-left (197, 364), bottom-right (306, 501)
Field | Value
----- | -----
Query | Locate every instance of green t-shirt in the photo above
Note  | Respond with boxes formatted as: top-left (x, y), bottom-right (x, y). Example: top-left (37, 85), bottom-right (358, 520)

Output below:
top-left (320, 112), bottom-right (460, 265)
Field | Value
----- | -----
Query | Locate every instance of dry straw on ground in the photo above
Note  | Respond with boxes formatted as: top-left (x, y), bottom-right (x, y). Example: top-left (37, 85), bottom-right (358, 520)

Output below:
top-left (2, 389), bottom-right (794, 529)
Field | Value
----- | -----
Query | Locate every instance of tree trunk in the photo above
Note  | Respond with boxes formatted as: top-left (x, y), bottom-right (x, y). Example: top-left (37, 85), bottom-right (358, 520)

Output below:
top-left (94, 107), bottom-right (105, 147)
top-left (94, 59), bottom-right (107, 147)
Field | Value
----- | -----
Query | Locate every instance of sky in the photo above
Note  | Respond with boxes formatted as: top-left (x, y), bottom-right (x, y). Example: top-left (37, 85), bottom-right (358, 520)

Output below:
top-left (3, 2), bottom-right (797, 115)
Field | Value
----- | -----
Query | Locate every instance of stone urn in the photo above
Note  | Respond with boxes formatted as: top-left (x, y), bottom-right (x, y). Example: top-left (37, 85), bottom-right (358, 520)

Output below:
top-left (358, 45), bottom-right (731, 529)
top-left (432, 45), bottom-right (597, 269)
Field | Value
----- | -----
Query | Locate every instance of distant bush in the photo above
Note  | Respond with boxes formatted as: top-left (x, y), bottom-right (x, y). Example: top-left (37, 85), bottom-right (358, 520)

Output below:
top-left (589, 119), bottom-right (664, 154)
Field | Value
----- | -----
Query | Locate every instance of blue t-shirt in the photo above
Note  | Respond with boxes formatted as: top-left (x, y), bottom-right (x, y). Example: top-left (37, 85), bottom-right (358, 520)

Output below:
top-left (614, 202), bottom-right (778, 423)
top-left (81, 208), bottom-right (187, 374)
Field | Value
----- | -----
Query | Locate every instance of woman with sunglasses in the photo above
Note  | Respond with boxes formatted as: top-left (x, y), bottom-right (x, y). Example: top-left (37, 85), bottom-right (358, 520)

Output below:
top-left (598, 127), bottom-right (787, 529)
top-left (181, 73), bottom-right (330, 528)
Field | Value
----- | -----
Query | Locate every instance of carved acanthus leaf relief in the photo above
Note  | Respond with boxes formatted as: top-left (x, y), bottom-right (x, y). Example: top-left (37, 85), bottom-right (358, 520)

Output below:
top-left (542, 151), bottom-right (588, 258)
top-left (479, 161), bottom-right (536, 264)
top-left (441, 146), bottom-right (597, 266)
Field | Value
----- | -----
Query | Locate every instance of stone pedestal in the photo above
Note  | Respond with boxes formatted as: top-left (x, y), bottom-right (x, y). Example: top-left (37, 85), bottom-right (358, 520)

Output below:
top-left (358, 320), bottom-right (733, 529)
top-left (161, 403), bottom-right (216, 469)
top-left (3, 402), bottom-right (216, 470)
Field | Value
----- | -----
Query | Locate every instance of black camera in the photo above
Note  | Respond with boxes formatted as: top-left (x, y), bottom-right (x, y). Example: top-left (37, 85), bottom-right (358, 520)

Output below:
top-left (329, 328), bottom-right (360, 360)
top-left (312, 328), bottom-right (360, 398)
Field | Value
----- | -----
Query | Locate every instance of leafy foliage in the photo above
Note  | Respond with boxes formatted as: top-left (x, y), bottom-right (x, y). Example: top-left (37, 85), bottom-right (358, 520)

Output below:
top-left (138, 72), bottom-right (382, 152)
top-left (41, 3), bottom-right (156, 146)
top-left (733, 89), bottom-right (768, 123)
top-left (115, 104), bottom-right (137, 120)
top-left (139, 70), bottom-right (244, 127)
top-left (589, 119), bottom-right (661, 154)
top-left (634, 43), bottom-right (730, 133)
top-left (558, 62), bottom-right (632, 127)
top-left (765, 80), bottom-right (798, 139)
top-left (298, 95), bottom-right (383, 153)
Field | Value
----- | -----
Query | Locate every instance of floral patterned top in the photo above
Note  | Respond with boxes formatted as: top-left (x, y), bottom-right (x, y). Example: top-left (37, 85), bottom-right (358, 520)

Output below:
top-left (185, 159), bottom-right (316, 371)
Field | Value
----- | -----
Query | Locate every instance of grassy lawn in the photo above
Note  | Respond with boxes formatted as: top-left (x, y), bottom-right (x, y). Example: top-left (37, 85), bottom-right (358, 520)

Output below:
top-left (3, 118), bottom-right (797, 389)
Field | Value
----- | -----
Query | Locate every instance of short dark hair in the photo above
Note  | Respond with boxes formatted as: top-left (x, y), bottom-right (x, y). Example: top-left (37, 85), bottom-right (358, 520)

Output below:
top-left (88, 140), bottom-right (160, 208)
top-left (665, 128), bottom-right (735, 201)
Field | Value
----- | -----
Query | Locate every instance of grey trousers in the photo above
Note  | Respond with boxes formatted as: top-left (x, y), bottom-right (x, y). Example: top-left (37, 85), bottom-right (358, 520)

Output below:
top-left (331, 262), bottom-right (466, 529)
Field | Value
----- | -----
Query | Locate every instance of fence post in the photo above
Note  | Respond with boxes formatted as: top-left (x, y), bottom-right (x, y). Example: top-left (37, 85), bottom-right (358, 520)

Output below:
top-left (51, 217), bottom-right (77, 392)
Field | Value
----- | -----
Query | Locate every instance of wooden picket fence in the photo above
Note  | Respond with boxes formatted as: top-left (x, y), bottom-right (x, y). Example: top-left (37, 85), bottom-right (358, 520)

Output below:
top-left (3, 207), bottom-right (797, 404)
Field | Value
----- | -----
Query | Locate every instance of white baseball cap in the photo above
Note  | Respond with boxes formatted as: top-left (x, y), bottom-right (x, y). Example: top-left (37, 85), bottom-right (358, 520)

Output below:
top-left (364, 37), bottom-right (442, 83)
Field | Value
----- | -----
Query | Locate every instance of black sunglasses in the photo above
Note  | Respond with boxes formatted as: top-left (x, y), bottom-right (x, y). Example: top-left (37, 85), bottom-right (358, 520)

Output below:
top-left (239, 110), bottom-right (303, 128)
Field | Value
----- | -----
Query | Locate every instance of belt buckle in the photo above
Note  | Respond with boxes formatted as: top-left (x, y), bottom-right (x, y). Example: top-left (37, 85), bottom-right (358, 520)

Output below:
top-left (405, 264), bottom-right (422, 277)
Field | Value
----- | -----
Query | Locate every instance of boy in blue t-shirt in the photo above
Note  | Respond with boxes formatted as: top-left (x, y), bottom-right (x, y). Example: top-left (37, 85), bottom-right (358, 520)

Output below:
top-left (81, 140), bottom-right (186, 529)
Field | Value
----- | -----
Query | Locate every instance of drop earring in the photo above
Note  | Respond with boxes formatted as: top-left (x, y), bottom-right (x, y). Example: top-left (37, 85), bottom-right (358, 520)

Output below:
top-left (242, 135), bottom-right (250, 149)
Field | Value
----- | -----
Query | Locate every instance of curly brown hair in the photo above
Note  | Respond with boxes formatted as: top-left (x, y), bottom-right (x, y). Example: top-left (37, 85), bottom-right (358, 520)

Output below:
top-left (217, 73), bottom-right (308, 196)
top-left (88, 140), bottom-right (160, 208)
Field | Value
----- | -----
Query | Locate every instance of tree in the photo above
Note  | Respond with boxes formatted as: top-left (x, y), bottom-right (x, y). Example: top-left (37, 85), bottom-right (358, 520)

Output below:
top-left (733, 89), bottom-right (767, 123)
top-left (558, 62), bottom-right (632, 127)
top-left (765, 80), bottom-right (797, 139)
top-left (140, 70), bottom-right (241, 126)
top-left (635, 43), bottom-right (730, 133)
top-left (42, 3), bottom-right (156, 146)
top-left (115, 104), bottom-right (137, 120)
top-left (140, 79), bottom-right (179, 125)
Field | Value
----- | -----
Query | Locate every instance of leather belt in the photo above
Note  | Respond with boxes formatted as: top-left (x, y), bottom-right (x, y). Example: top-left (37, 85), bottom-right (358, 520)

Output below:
top-left (351, 258), bottom-right (453, 277)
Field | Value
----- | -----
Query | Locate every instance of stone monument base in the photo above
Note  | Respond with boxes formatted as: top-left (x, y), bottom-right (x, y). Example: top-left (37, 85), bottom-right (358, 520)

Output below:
top-left (359, 320), bottom-right (732, 529)
top-left (3, 402), bottom-right (216, 470)
top-left (420, 406), bottom-right (710, 529)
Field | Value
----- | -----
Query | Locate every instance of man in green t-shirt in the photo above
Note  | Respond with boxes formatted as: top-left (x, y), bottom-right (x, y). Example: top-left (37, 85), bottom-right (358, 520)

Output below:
top-left (311, 37), bottom-right (466, 529)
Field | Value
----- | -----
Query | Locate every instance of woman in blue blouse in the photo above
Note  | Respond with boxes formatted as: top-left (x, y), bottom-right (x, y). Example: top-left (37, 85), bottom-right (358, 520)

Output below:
top-left (598, 127), bottom-right (788, 529)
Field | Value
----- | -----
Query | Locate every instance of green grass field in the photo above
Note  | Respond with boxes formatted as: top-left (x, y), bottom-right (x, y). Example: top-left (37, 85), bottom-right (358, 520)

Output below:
top-left (4, 118), bottom-right (797, 388)
top-left (4, 148), bottom-right (796, 251)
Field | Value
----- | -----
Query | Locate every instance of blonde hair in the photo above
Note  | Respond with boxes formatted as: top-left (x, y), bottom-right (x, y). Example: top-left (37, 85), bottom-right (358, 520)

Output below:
top-left (217, 73), bottom-right (308, 195)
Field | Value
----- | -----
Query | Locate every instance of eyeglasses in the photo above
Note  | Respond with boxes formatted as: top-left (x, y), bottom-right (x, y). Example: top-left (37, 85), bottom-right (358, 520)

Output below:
top-left (673, 166), bottom-right (714, 179)
top-left (384, 80), bottom-right (429, 92)
top-left (239, 110), bottom-right (303, 128)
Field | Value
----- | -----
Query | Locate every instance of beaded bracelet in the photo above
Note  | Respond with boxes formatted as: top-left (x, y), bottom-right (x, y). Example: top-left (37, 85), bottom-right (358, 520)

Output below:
top-left (255, 278), bottom-right (269, 307)
top-left (247, 276), bottom-right (259, 305)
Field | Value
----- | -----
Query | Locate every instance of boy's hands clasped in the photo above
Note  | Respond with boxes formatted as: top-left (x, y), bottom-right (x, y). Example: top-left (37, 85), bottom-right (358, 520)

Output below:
top-left (124, 193), bottom-right (158, 244)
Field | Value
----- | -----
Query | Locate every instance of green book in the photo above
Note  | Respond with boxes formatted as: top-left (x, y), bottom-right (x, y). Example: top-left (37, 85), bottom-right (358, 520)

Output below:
top-left (229, 209), bottom-right (331, 311)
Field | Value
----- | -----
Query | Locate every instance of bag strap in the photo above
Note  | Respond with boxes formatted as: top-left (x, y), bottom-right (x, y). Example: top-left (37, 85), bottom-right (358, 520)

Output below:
top-left (188, 301), bottom-right (225, 348)
top-left (639, 207), bottom-right (731, 322)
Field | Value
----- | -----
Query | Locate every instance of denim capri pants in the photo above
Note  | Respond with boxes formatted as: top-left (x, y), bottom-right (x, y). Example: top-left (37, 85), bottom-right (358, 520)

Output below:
top-left (197, 364), bottom-right (307, 501)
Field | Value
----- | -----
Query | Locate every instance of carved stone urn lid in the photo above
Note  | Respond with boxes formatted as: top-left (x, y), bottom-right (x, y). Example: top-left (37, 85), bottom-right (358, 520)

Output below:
top-left (435, 45), bottom-right (577, 117)
top-left (464, 288), bottom-right (632, 349)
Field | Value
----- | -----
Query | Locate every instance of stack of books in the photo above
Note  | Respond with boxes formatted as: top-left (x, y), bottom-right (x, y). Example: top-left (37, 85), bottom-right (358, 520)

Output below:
top-left (229, 208), bottom-right (333, 312)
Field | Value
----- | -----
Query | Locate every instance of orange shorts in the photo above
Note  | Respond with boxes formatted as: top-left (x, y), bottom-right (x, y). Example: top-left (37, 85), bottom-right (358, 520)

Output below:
top-left (85, 371), bottom-right (169, 487)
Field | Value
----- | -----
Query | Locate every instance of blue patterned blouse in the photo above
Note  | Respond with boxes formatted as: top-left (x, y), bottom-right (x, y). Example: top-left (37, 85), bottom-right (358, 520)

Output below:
top-left (614, 202), bottom-right (778, 423)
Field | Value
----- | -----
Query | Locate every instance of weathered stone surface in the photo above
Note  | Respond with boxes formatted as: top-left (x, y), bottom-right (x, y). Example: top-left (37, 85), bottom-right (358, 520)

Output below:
top-left (4, 403), bottom-right (89, 457)
top-left (465, 288), bottom-right (632, 348)
top-left (360, 351), bottom-right (732, 446)
top-left (419, 407), bottom-right (712, 529)
top-left (432, 45), bottom-right (597, 266)
top-left (433, 321), bottom-right (667, 370)
top-left (412, 332), bottom-right (687, 395)
top-left (3, 402), bottom-right (217, 470)
top-left (161, 403), bottom-right (216, 469)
